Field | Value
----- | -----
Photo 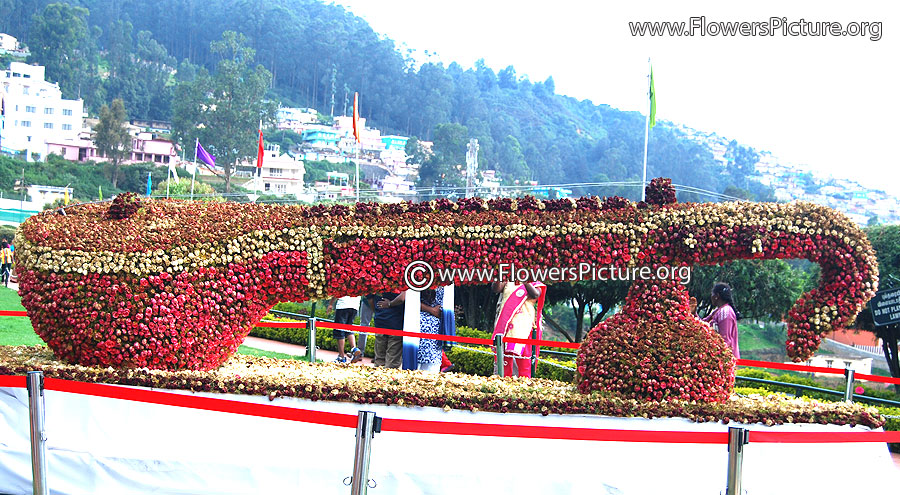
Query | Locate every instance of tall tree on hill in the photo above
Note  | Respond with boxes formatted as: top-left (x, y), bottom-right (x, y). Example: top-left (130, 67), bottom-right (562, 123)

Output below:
top-left (171, 31), bottom-right (276, 192)
top-left (94, 98), bottom-right (133, 189)
top-left (545, 280), bottom-right (631, 343)
top-left (28, 3), bottom-right (100, 106)
top-left (416, 123), bottom-right (467, 194)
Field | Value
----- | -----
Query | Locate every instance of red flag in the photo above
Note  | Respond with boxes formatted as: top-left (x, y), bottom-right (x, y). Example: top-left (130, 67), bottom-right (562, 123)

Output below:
top-left (256, 129), bottom-right (264, 172)
top-left (352, 92), bottom-right (361, 143)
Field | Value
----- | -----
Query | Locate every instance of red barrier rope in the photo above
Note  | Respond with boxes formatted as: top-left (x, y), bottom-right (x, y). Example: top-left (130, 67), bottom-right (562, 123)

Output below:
top-left (0, 375), bottom-right (26, 387)
top-left (256, 320), bottom-right (308, 329)
top-left (852, 372), bottom-right (900, 385)
top-left (749, 430), bottom-right (900, 443)
top-left (380, 418), bottom-right (729, 443)
top-left (320, 321), bottom-right (494, 346)
top-left (735, 359), bottom-right (846, 376)
top-left (43, 377), bottom-right (358, 428)
top-left (0, 310), bottom-right (27, 317)
top-left (0, 374), bottom-right (898, 443)
top-left (320, 321), bottom-right (581, 349)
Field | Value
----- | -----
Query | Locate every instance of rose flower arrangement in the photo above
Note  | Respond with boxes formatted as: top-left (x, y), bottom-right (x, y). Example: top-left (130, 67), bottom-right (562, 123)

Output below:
top-left (14, 178), bottom-right (877, 405)
top-left (577, 278), bottom-right (735, 402)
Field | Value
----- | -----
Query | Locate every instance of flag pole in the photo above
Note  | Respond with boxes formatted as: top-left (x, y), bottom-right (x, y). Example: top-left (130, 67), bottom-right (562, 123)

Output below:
top-left (641, 57), bottom-right (651, 202)
top-left (356, 147), bottom-right (360, 203)
top-left (191, 138), bottom-right (198, 200)
top-left (256, 120), bottom-right (262, 201)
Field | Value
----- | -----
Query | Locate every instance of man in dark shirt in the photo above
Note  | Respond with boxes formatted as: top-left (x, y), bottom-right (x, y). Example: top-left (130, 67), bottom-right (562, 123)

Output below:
top-left (369, 292), bottom-right (404, 368)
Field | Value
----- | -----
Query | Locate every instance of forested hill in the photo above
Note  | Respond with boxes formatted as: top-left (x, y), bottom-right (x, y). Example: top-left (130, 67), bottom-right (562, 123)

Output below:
top-left (1, 0), bottom-right (770, 200)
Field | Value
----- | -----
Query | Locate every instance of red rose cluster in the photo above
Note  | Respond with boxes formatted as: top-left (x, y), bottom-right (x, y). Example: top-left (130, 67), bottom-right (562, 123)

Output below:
top-left (644, 178), bottom-right (677, 206)
top-left (18, 250), bottom-right (310, 370)
top-left (14, 178), bottom-right (877, 374)
top-left (576, 278), bottom-right (736, 402)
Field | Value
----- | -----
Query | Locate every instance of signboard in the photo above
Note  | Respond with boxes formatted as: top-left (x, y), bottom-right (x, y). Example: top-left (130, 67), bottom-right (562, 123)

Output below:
top-left (869, 287), bottom-right (900, 327)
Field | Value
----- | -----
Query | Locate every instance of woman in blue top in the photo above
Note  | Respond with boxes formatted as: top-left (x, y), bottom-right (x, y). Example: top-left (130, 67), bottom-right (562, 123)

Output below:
top-left (380, 287), bottom-right (445, 372)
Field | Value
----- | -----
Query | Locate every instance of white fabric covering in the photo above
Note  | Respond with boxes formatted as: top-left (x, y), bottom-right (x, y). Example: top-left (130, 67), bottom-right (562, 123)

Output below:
top-left (1, 385), bottom-right (897, 494)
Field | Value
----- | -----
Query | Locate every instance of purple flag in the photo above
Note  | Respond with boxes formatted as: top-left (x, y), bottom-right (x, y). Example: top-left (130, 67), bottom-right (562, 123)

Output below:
top-left (196, 142), bottom-right (216, 169)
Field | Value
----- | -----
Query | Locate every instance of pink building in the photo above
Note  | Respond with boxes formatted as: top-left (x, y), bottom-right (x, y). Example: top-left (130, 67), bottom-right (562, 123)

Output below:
top-left (47, 130), bottom-right (178, 164)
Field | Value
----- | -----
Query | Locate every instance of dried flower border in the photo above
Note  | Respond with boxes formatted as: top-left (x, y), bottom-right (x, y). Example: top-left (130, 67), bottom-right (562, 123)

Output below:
top-left (0, 346), bottom-right (884, 429)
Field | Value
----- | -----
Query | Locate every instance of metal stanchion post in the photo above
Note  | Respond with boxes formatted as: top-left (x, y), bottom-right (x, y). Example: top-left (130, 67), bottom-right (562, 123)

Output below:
top-left (725, 427), bottom-right (749, 495)
top-left (493, 334), bottom-right (504, 377)
top-left (530, 328), bottom-right (537, 377)
top-left (308, 317), bottom-right (317, 363)
top-left (27, 371), bottom-right (49, 495)
top-left (349, 411), bottom-right (381, 495)
top-left (844, 368), bottom-right (856, 403)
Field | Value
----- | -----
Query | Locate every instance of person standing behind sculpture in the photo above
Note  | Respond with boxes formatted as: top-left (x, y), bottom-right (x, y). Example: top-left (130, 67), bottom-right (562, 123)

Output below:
top-left (355, 296), bottom-right (376, 360)
top-left (372, 292), bottom-right (404, 368)
top-left (702, 282), bottom-right (741, 358)
top-left (0, 239), bottom-right (12, 285)
top-left (491, 280), bottom-right (546, 377)
top-left (328, 296), bottom-right (362, 364)
top-left (416, 288), bottom-right (444, 372)
top-left (378, 288), bottom-right (445, 372)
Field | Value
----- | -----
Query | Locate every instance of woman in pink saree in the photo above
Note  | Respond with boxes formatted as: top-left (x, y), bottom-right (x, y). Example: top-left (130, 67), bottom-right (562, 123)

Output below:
top-left (491, 281), bottom-right (547, 377)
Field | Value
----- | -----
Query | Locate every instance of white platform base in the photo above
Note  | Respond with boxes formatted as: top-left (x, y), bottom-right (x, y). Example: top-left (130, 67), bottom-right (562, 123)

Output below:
top-left (1, 385), bottom-right (897, 494)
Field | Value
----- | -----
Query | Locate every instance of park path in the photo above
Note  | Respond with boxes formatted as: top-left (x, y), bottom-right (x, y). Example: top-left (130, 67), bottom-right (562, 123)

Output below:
top-left (242, 335), bottom-right (374, 366)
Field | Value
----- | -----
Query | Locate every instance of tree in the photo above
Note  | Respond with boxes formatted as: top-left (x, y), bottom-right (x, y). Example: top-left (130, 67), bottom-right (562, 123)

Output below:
top-left (94, 99), bottom-right (132, 189)
top-left (496, 135), bottom-right (529, 183)
top-left (498, 65), bottom-right (517, 90)
top-left (856, 225), bottom-right (900, 381)
top-left (416, 123), bottom-right (467, 193)
top-left (27, 3), bottom-right (97, 103)
top-left (545, 280), bottom-right (630, 342)
top-left (724, 140), bottom-right (759, 189)
top-left (171, 31), bottom-right (276, 192)
top-left (404, 136), bottom-right (430, 166)
top-left (687, 259), bottom-right (806, 321)
top-left (153, 179), bottom-right (223, 201)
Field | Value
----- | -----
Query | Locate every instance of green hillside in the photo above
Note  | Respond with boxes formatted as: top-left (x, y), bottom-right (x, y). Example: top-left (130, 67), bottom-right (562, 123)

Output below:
top-left (1, 0), bottom-right (771, 202)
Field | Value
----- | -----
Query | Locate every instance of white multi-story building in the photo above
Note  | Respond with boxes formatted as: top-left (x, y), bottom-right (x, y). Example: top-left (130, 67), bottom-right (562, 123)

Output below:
top-left (0, 33), bottom-right (19, 52)
top-left (0, 62), bottom-right (83, 160)
top-left (240, 144), bottom-right (306, 198)
top-left (275, 107), bottom-right (319, 133)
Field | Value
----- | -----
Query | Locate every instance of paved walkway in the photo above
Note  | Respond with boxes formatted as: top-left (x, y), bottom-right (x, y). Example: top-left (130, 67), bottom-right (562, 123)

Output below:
top-left (242, 335), bottom-right (375, 366)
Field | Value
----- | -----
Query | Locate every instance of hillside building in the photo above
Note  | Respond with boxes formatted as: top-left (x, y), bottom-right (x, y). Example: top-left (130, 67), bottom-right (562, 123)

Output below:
top-left (239, 144), bottom-right (306, 198)
top-left (0, 62), bottom-right (84, 160)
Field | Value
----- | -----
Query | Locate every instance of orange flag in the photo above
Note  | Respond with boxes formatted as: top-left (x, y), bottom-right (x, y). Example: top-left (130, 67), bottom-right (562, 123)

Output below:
top-left (352, 92), bottom-right (361, 143)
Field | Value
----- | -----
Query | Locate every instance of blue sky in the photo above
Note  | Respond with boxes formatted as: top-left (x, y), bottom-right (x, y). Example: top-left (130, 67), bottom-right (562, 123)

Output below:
top-left (331, 0), bottom-right (898, 194)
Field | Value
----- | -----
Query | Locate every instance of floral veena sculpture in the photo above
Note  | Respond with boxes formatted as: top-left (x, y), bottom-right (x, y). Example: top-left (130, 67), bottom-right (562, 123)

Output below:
top-left (16, 180), bottom-right (877, 395)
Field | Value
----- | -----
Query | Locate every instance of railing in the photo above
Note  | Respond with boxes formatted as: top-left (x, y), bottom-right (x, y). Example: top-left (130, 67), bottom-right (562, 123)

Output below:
top-left (735, 375), bottom-right (900, 407)
top-left (4, 309), bottom-right (900, 393)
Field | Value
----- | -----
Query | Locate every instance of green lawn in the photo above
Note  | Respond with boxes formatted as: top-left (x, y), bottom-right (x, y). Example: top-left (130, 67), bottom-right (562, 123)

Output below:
top-left (737, 321), bottom-right (786, 352)
top-left (0, 286), bottom-right (45, 346)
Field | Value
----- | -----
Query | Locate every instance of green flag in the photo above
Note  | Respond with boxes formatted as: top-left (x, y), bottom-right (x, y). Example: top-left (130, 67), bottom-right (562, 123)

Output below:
top-left (649, 66), bottom-right (656, 129)
top-left (99, 185), bottom-right (103, 201)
